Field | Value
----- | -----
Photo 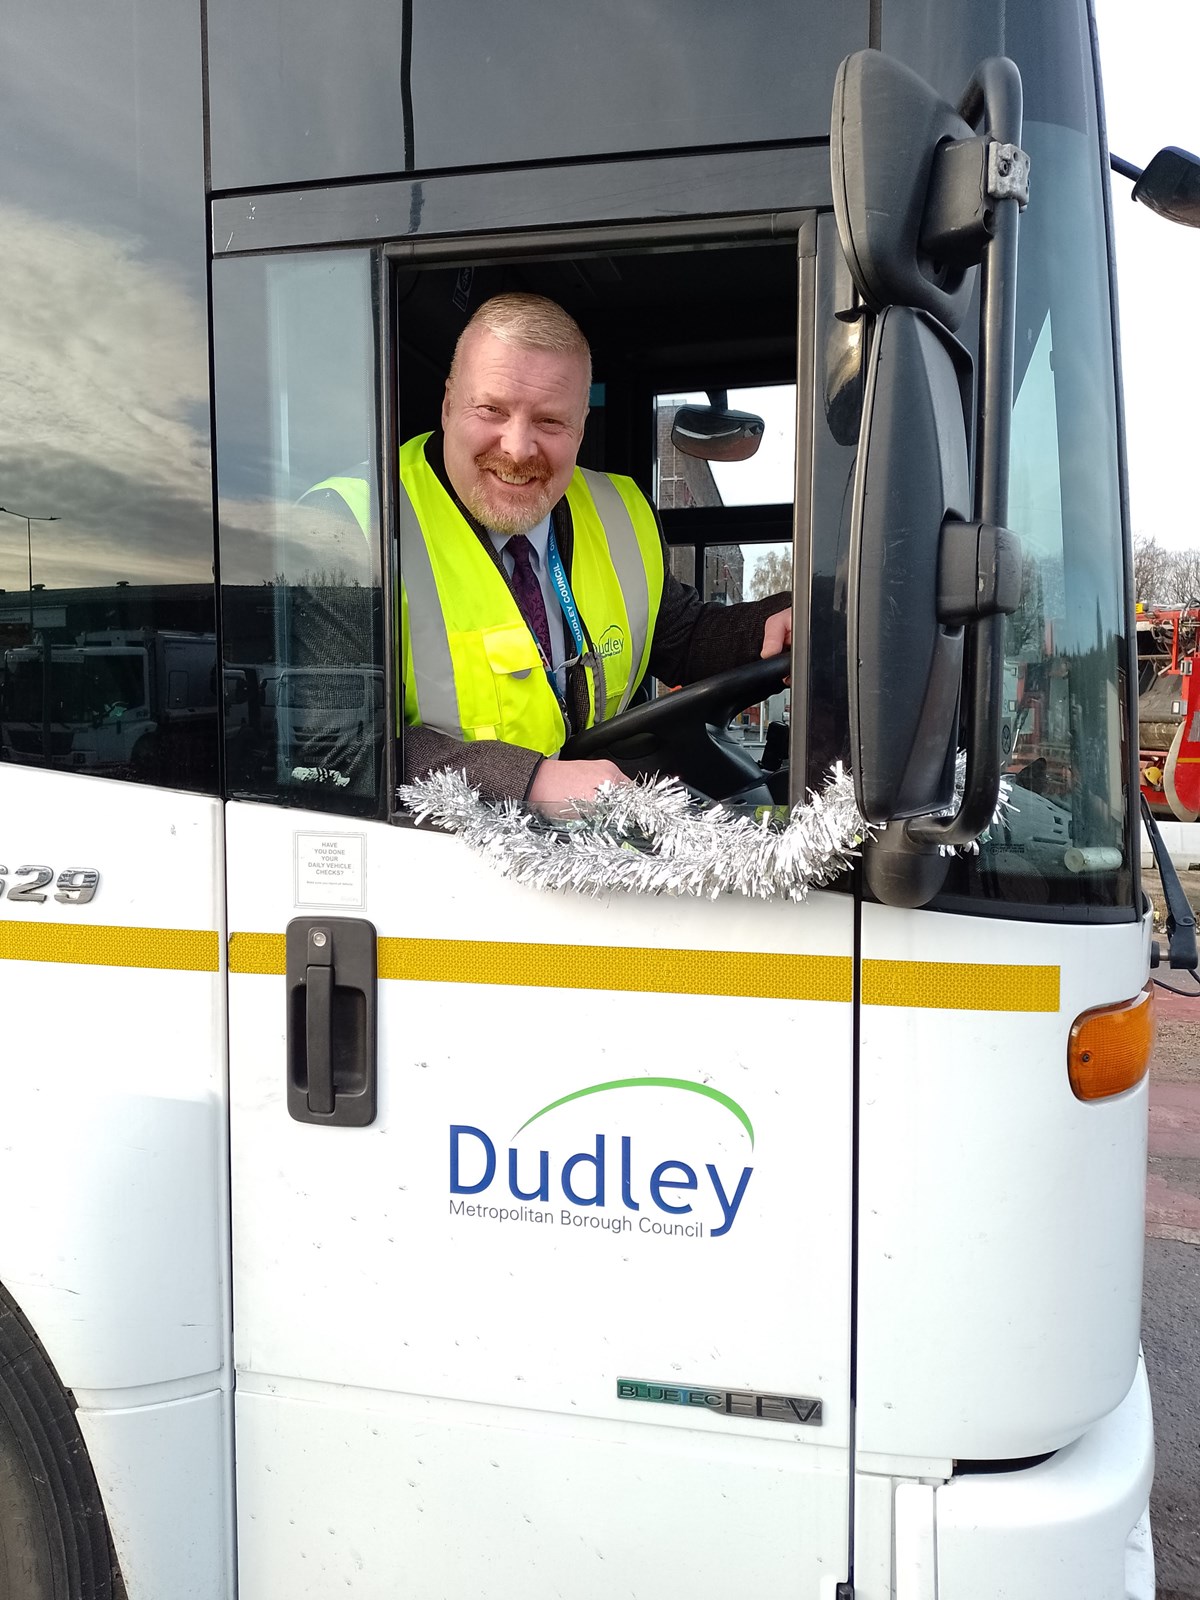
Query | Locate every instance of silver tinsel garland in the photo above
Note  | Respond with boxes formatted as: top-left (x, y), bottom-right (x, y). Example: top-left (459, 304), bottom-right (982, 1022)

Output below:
top-left (400, 755), bottom-right (1009, 902)
top-left (399, 766), bottom-right (869, 901)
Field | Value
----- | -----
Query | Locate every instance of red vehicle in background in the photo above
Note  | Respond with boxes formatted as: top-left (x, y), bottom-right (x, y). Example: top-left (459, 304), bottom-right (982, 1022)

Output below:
top-left (1139, 602), bottom-right (1200, 820)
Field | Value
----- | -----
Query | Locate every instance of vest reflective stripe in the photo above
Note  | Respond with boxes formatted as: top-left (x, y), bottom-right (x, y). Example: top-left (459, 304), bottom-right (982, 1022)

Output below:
top-left (396, 471), bottom-right (464, 738)
top-left (399, 434), bottom-right (663, 755)
top-left (578, 467), bottom-right (659, 714)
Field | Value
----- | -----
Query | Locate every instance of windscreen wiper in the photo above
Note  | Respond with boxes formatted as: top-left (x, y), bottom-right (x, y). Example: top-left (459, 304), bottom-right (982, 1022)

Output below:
top-left (1141, 793), bottom-right (1199, 977)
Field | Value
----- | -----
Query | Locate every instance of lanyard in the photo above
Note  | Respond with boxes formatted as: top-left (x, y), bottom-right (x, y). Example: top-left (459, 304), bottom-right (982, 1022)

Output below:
top-left (546, 526), bottom-right (586, 660)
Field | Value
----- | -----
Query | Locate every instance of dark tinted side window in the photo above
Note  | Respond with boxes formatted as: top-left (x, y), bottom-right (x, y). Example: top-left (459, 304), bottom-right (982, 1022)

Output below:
top-left (213, 252), bottom-right (385, 818)
top-left (0, 0), bottom-right (218, 792)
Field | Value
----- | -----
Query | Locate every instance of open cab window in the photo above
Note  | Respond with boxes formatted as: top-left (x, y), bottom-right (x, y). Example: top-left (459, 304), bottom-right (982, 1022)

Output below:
top-left (213, 235), bottom-right (806, 817)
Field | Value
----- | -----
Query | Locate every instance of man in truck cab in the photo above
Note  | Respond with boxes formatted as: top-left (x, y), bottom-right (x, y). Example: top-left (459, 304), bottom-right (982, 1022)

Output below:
top-left (313, 292), bottom-right (792, 804)
top-left (402, 293), bottom-right (791, 804)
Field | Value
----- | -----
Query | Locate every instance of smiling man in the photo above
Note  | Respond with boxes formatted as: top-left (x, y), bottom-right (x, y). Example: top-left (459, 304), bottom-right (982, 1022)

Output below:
top-left (401, 293), bottom-right (791, 804)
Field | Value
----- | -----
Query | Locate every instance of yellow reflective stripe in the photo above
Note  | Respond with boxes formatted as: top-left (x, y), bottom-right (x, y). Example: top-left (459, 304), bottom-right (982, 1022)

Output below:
top-left (862, 958), bottom-right (1059, 1012)
top-left (379, 937), bottom-right (851, 1001)
top-left (0, 923), bottom-right (219, 972)
top-left (228, 931), bottom-right (287, 975)
top-left (226, 932), bottom-right (1060, 1012)
top-left (227, 933), bottom-right (846, 998)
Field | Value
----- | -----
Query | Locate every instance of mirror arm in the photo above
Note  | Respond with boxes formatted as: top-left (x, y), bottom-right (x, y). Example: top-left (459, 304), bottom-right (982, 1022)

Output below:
top-left (909, 58), bottom-right (1023, 849)
top-left (1110, 153), bottom-right (1143, 184)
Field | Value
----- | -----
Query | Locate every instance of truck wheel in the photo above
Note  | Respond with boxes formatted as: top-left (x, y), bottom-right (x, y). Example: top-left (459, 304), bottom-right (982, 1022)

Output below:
top-left (0, 1287), bottom-right (114, 1600)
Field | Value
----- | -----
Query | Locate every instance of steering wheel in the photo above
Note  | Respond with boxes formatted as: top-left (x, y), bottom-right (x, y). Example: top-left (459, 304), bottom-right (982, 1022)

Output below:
top-left (561, 652), bottom-right (790, 802)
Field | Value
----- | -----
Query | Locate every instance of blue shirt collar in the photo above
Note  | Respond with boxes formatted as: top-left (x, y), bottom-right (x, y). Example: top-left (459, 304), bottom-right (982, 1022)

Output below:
top-left (487, 514), bottom-right (552, 565)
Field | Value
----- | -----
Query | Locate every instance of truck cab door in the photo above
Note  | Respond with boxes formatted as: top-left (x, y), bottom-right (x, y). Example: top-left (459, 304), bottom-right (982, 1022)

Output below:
top-left (217, 228), bottom-right (857, 1599)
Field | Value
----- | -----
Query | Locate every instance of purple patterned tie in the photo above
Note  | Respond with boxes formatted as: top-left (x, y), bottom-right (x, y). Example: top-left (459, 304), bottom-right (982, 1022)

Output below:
top-left (506, 534), bottom-right (553, 666)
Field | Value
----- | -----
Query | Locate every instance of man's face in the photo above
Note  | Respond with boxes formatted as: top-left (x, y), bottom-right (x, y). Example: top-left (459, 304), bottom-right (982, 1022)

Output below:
top-left (441, 327), bottom-right (589, 535)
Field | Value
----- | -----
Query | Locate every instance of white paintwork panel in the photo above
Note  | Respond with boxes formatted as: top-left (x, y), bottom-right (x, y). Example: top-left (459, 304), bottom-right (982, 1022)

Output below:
top-left (847, 1363), bottom-right (1153, 1600)
top-left (77, 1391), bottom-right (231, 1600)
top-left (0, 764), bottom-right (233, 1594)
top-left (935, 1358), bottom-right (1154, 1600)
top-left (235, 1384), bottom-right (848, 1600)
top-left (856, 902), bottom-right (1148, 1459)
top-left (226, 803), bottom-right (855, 1597)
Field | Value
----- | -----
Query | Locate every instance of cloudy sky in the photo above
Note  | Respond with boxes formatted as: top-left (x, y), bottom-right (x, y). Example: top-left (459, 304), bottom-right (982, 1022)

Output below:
top-left (1093, 0), bottom-right (1200, 551)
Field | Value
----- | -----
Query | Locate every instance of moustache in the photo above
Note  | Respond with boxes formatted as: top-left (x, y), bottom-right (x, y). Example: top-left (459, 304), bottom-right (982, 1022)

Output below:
top-left (474, 450), bottom-right (552, 484)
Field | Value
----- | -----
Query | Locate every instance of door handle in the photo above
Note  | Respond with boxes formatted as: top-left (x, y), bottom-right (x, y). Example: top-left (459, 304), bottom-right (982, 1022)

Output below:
top-left (285, 917), bottom-right (377, 1126)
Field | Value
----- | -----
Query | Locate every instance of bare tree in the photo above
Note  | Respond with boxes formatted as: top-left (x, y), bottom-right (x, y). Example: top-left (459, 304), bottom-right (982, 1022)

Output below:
top-left (747, 547), bottom-right (793, 600)
top-left (1133, 535), bottom-right (1173, 606)
top-left (1165, 548), bottom-right (1200, 608)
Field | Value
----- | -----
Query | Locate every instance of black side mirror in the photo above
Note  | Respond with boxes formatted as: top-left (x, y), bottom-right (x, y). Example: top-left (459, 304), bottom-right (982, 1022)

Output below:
top-left (850, 304), bottom-right (1020, 847)
top-left (1132, 146), bottom-right (1200, 229)
top-left (849, 306), bottom-right (973, 823)
top-left (669, 405), bottom-right (765, 464)
top-left (833, 52), bottom-right (1027, 905)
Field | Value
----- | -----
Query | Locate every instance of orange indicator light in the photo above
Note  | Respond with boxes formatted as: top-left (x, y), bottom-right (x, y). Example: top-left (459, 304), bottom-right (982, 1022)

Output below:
top-left (1068, 986), bottom-right (1155, 1101)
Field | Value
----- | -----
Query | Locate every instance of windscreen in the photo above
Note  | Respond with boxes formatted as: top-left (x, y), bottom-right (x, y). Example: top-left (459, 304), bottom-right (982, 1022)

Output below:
top-left (941, 101), bottom-right (1132, 908)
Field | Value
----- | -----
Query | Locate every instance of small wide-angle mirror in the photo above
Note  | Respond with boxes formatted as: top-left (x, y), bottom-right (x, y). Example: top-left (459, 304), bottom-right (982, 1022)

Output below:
top-left (830, 50), bottom-right (980, 332)
top-left (669, 405), bottom-right (765, 463)
top-left (1132, 146), bottom-right (1200, 229)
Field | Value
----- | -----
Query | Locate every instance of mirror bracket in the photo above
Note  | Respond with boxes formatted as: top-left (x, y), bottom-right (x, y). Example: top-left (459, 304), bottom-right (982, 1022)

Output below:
top-left (920, 138), bottom-right (992, 271)
top-left (920, 137), bottom-right (1030, 275)
top-left (863, 817), bottom-right (951, 909)
top-left (988, 141), bottom-right (1030, 208)
top-left (937, 519), bottom-right (1021, 627)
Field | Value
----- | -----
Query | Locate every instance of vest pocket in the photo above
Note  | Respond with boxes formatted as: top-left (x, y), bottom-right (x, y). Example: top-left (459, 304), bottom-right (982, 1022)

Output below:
top-left (481, 623), bottom-right (543, 677)
top-left (447, 629), bottom-right (505, 741)
top-left (482, 623), bottom-right (563, 755)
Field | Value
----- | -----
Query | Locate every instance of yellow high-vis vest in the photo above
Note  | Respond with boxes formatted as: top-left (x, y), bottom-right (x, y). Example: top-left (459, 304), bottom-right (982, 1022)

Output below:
top-left (398, 433), bottom-right (664, 755)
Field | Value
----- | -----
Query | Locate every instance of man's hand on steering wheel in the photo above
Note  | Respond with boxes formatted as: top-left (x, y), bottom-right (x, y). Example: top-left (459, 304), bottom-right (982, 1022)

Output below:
top-left (528, 755), bottom-right (630, 813)
top-left (761, 606), bottom-right (792, 672)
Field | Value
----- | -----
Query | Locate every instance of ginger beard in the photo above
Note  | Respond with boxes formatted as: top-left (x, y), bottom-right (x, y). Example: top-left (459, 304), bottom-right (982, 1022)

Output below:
top-left (460, 448), bottom-right (556, 536)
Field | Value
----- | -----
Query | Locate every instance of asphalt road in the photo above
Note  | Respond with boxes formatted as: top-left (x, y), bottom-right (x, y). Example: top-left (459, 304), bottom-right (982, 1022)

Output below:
top-left (1146, 863), bottom-right (1200, 1598)
top-left (1145, 1237), bottom-right (1200, 1599)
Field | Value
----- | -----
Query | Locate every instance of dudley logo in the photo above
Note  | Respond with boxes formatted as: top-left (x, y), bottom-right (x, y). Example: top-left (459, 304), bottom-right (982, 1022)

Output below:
top-left (597, 624), bottom-right (625, 660)
top-left (449, 1077), bottom-right (754, 1237)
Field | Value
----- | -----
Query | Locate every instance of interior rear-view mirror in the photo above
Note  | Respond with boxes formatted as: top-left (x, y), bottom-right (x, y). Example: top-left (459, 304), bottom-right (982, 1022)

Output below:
top-left (670, 405), bottom-right (764, 463)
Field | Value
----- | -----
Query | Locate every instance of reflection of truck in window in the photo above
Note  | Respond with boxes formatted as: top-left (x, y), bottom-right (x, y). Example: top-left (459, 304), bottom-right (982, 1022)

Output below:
top-left (274, 665), bottom-right (384, 786)
top-left (0, 630), bottom-right (217, 776)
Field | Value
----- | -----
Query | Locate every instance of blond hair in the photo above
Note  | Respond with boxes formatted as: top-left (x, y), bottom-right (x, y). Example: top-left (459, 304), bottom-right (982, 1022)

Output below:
top-left (449, 293), bottom-right (592, 390)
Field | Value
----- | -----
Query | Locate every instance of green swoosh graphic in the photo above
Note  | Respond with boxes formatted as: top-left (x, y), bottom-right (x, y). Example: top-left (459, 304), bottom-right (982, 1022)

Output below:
top-left (513, 1077), bottom-right (754, 1148)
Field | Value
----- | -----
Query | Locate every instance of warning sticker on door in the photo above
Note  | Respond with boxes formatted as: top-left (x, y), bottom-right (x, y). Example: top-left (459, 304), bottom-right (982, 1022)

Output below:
top-left (294, 833), bottom-right (366, 909)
